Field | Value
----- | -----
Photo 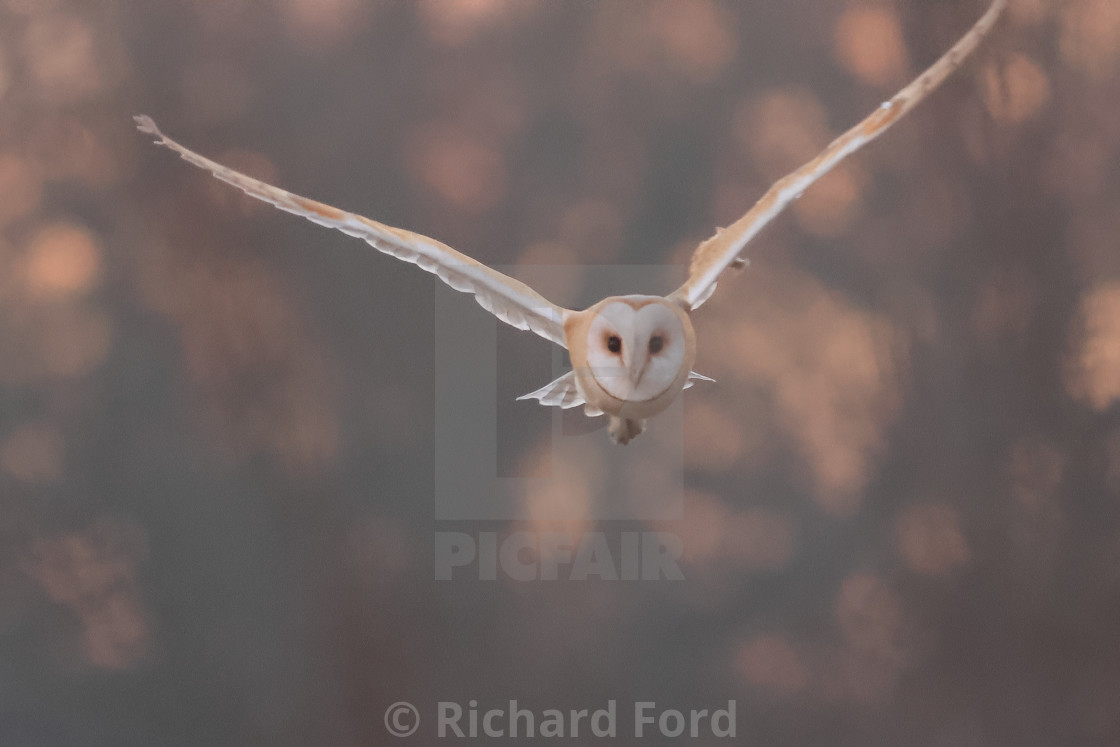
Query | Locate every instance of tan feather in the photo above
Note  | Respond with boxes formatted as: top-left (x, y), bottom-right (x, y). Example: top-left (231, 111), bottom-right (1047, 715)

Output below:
top-left (671, 0), bottom-right (1006, 310)
top-left (134, 115), bottom-right (572, 347)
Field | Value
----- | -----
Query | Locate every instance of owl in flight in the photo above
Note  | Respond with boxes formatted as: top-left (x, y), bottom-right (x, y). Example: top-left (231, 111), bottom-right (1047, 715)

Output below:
top-left (137, 0), bottom-right (1004, 444)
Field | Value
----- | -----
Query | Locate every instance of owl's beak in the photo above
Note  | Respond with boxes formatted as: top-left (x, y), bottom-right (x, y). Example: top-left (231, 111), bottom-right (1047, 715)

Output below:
top-left (624, 337), bottom-right (649, 389)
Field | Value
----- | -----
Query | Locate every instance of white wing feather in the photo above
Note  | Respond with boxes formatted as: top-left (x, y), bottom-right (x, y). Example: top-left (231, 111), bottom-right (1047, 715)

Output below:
top-left (519, 369), bottom-right (714, 411)
top-left (683, 371), bottom-right (716, 390)
top-left (517, 371), bottom-right (586, 409)
top-left (671, 0), bottom-right (1006, 311)
top-left (135, 115), bottom-right (572, 348)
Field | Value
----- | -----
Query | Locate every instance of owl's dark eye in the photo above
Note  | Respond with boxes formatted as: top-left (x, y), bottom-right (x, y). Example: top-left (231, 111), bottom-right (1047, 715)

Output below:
top-left (648, 336), bottom-right (664, 354)
top-left (606, 335), bottom-right (622, 354)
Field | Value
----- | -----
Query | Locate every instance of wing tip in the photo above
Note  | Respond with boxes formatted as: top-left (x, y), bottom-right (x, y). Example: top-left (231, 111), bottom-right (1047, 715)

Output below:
top-left (134, 115), bottom-right (172, 150)
top-left (134, 114), bottom-right (160, 136)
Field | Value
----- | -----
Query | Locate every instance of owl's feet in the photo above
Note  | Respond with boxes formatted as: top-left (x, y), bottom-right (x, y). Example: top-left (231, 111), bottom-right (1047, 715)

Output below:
top-left (608, 416), bottom-right (645, 445)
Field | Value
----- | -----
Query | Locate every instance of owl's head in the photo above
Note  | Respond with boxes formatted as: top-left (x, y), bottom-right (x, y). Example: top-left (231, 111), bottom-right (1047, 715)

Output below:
top-left (577, 296), bottom-right (695, 405)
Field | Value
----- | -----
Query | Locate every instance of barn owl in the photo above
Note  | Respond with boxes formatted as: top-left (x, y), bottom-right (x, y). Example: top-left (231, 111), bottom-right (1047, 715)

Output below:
top-left (136, 0), bottom-right (1004, 444)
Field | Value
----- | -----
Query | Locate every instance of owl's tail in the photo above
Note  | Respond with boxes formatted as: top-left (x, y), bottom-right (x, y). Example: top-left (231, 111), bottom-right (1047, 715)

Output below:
top-left (608, 416), bottom-right (644, 445)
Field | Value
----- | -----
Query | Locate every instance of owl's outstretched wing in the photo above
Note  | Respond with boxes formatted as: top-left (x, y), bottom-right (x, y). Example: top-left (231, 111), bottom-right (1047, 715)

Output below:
top-left (135, 115), bottom-right (572, 348)
top-left (670, 0), bottom-right (1006, 311)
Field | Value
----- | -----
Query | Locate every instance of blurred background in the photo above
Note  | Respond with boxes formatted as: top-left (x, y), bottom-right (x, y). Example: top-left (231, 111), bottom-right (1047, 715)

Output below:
top-left (2, 0), bottom-right (1119, 744)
